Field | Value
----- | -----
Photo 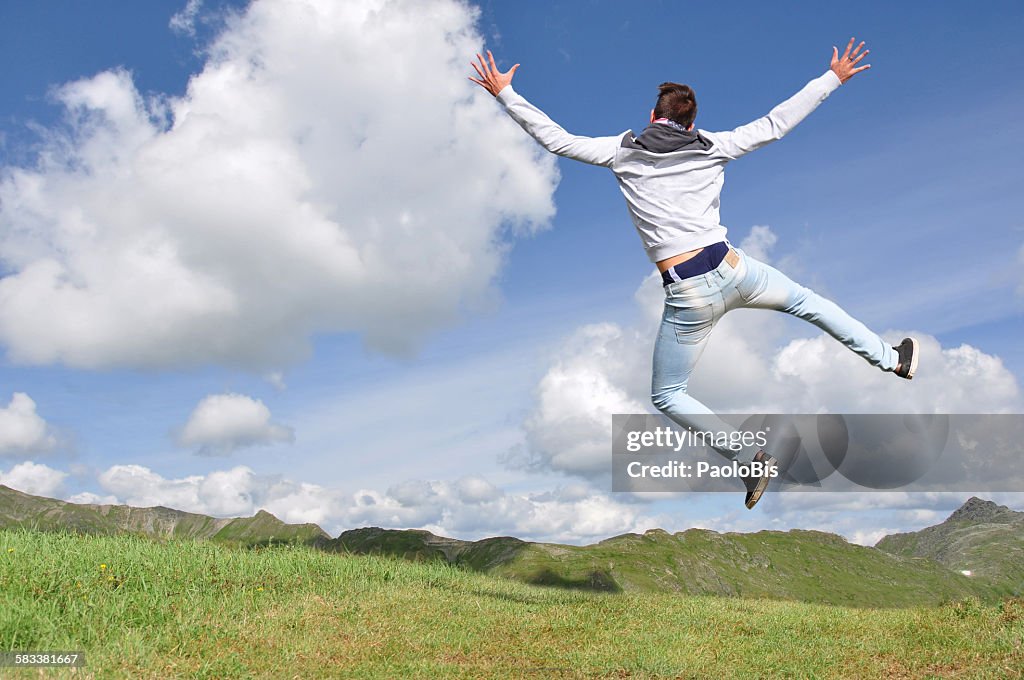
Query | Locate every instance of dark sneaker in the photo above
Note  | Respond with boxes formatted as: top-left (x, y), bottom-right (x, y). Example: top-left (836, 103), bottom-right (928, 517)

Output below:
top-left (742, 450), bottom-right (778, 510)
top-left (893, 337), bottom-right (919, 380)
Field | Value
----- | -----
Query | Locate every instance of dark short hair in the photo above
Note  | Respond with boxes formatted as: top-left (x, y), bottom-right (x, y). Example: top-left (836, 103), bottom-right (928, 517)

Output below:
top-left (653, 82), bottom-right (697, 128)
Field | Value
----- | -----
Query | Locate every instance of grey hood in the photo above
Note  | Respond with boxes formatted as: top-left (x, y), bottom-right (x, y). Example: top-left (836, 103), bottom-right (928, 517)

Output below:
top-left (624, 122), bottom-right (714, 153)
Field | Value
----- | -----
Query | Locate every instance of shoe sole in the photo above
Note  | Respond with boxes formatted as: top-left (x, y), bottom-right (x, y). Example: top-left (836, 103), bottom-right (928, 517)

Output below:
top-left (745, 475), bottom-right (769, 509)
top-left (905, 337), bottom-right (919, 379)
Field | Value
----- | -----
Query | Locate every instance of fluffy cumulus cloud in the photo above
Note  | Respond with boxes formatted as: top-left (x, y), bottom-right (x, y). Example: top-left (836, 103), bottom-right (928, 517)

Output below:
top-left (0, 461), bottom-right (67, 497)
top-left (178, 392), bottom-right (293, 455)
top-left (0, 393), bottom-right (59, 456)
top-left (509, 323), bottom-right (651, 477)
top-left (19, 458), bottom-right (1022, 547)
top-left (84, 463), bottom-right (659, 542)
top-left (99, 464), bottom-right (267, 516)
top-left (14, 456), bottom-right (1019, 546)
top-left (65, 491), bottom-right (120, 505)
top-left (0, 0), bottom-right (556, 369)
top-left (519, 227), bottom-right (1023, 478)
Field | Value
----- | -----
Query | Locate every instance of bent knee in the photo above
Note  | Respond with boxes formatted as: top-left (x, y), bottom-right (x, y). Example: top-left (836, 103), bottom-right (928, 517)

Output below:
top-left (651, 385), bottom-right (688, 412)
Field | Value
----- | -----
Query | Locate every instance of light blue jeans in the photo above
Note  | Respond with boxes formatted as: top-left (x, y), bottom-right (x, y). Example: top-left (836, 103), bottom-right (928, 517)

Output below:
top-left (651, 246), bottom-right (898, 463)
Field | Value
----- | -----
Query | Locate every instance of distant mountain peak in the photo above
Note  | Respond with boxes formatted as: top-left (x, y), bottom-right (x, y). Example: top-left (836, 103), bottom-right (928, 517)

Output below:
top-left (877, 496), bottom-right (1023, 590)
top-left (946, 497), bottom-right (1020, 525)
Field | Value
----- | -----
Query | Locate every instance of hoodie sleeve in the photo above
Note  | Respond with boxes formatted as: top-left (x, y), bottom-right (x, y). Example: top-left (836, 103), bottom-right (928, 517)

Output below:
top-left (496, 85), bottom-right (621, 167)
top-left (704, 70), bottom-right (842, 160)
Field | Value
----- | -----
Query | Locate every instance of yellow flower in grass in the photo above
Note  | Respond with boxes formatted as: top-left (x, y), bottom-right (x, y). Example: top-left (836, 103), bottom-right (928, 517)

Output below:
top-left (6, 548), bottom-right (12, 553)
top-left (257, 586), bottom-right (264, 592)
top-left (99, 564), bottom-right (107, 571)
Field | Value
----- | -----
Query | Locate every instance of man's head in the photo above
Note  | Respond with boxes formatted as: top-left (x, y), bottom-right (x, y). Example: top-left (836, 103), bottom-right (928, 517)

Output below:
top-left (651, 82), bottom-right (697, 130)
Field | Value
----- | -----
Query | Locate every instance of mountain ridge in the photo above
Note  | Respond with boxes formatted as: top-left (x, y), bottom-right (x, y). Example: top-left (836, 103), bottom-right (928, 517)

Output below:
top-left (0, 484), bottom-right (329, 547)
top-left (2, 484), bottom-right (1019, 605)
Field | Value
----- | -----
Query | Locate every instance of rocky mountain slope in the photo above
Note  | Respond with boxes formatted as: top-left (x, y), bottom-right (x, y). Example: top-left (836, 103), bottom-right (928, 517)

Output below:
top-left (876, 497), bottom-right (1024, 595)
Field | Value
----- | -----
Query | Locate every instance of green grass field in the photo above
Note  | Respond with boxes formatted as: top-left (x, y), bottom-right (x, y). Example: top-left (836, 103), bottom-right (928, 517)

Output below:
top-left (1, 529), bottom-right (1022, 679)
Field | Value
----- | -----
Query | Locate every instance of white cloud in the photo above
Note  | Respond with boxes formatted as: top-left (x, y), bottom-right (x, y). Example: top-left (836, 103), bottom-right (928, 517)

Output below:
top-left (65, 491), bottom-right (120, 505)
top-left (98, 463), bottom-right (254, 516)
top-left (0, 0), bottom-right (557, 370)
top-left (0, 460), bottom-right (67, 497)
top-left (83, 461), bottom-right (1024, 547)
top-left (0, 393), bottom-right (59, 456)
top-left (510, 323), bottom-right (650, 477)
top-left (264, 371), bottom-right (287, 391)
top-left (768, 335), bottom-right (1020, 413)
top-left (351, 477), bottom-right (624, 540)
top-left (85, 461), bottom-right (659, 542)
top-left (518, 227), bottom-right (1022, 478)
top-left (334, 477), bottom-right (661, 542)
top-left (738, 224), bottom-right (777, 262)
top-left (26, 458), bottom-right (1024, 547)
top-left (178, 392), bottom-right (293, 455)
top-left (455, 476), bottom-right (501, 504)
top-left (170, 0), bottom-right (203, 37)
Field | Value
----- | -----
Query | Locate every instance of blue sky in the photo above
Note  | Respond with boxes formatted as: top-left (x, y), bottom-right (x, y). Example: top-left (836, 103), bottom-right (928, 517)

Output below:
top-left (0, 0), bottom-right (1022, 544)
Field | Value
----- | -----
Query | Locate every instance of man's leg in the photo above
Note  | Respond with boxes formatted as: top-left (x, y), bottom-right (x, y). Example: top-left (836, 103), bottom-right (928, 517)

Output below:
top-left (728, 249), bottom-right (900, 371)
top-left (650, 283), bottom-right (759, 464)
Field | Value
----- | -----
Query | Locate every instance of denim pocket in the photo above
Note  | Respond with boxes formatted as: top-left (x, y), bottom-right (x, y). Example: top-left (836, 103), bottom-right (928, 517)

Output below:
top-left (665, 302), bottom-right (714, 345)
top-left (735, 259), bottom-right (767, 302)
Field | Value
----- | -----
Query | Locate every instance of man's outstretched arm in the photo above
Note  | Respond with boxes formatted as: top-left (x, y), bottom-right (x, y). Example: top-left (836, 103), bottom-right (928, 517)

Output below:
top-left (707, 38), bottom-right (872, 160)
top-left (470, 51), bottom-right (621, 168)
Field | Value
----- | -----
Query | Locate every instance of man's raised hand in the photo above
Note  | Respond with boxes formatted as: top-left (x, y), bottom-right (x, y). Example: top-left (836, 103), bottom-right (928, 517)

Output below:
top-left (469, 50), bottom-right (519, 97)
top-left (830, 37), bottom-right (871, 84)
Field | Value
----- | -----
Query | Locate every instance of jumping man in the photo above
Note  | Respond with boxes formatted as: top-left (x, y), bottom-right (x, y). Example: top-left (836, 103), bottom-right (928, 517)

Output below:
top-left (469, 39), bottom-right (918, 509)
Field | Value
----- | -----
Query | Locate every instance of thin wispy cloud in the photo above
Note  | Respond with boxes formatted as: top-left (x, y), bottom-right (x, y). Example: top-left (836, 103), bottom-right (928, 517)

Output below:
top-left (169, 0), bottom-right (204, 38)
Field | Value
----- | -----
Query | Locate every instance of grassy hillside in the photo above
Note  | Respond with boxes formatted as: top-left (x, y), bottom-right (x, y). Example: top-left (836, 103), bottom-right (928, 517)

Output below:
top-left (2, 528), bottom-right (1022, 679)
top-left (492, 528), bottom-right (998, 607)
top-left (4, 485), bottom-right (1011, 607)
top-left (333, 525), bottom-right (996, 606)
top-left (877, 497), bottom-right (1024, 597)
